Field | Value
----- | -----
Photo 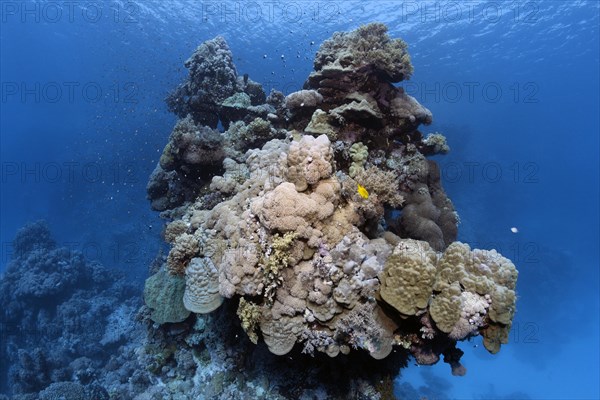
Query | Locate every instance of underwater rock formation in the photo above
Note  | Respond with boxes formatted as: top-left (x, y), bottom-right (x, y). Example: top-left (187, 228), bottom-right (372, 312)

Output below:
top-left (142, 22), bottom-right (519, 397)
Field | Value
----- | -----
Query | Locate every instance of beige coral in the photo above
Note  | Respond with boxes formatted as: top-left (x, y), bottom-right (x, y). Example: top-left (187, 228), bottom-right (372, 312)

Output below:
top-left (250, 182), bottom-right (334, 239)
top-left (209, 158), bottom-right (248, 195)
top-left (260, 315), bottom-right (304, 356)
top-left (304, 109), bottom-right (338, 140)
top-left (286, 134), bottom-right (334, 192)
top-left (167, 233), bottom-right (199, 275)
top-left (432, 242), bottom-right (518, 352)
top-left (330, 98), bottom-right (382, 124)
top-left (183, 257), bottom-right (223, 314)
top-left (349, 142), bottom-right (368, 178)
top-left (379, 239), bottom-right (438, 316)
top-left (429, 282), bottom-right (462, 333)
top-left (163, 220), bottom-right (189, 244)
top-left (390, 92), bottom-right (433, 125)
top-left (237, 298), bottom-right (263, 344)
top-left (285, 89), bottom-right (323, 110)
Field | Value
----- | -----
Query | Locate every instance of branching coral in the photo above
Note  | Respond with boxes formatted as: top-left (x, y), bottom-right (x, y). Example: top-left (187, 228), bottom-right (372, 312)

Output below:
top-left (236, 298), bottom-right (262, 344)
top-left (353, 167), bottom-right (404, 207)
top-left (261, 232), bottom-right (298, 303)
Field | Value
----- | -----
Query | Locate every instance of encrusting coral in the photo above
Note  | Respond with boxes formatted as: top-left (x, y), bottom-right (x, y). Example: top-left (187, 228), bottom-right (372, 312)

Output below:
top-left (144, 22), bottom-right (519, 388)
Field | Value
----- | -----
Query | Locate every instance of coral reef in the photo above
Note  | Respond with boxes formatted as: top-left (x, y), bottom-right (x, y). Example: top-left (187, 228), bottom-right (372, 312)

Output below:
top-left (160, 115), bottom-right (225, 171)
top-left (144, 24), bottom-right (519, 390)
top-left (433, 242), bottom-right (518, 353)
top-left (300, 23), bottom-right (429, 146)
top-left (0, 221), bottom-right (140, 398)
top-left (349, 142), bottom-right (369, 177)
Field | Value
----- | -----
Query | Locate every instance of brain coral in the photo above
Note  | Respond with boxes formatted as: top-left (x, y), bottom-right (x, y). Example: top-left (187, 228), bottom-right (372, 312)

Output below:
top-left (146, 23), bottom-right (519, 377)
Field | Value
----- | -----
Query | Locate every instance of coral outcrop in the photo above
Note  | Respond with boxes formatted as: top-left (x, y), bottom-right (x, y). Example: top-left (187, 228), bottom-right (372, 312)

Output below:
top-left (148, 36), bottom-right (279, 211)
top-left (141, 22), bottom-right (519, 397)
top-left (165, 36), bottom-right (238, 127)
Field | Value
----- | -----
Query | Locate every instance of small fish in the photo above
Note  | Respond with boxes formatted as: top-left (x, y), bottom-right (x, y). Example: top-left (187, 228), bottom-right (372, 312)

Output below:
top-left (357, 184), bottom-right (369, 199)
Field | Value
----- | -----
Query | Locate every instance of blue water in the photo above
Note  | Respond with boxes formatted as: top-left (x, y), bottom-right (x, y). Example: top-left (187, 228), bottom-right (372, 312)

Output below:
top-left (1, 1), bottom-right (598, 399)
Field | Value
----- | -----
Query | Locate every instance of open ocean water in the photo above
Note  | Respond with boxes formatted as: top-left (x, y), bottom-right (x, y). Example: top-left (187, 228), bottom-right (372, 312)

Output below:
top-left (0, 1), bottom-right (598, 399)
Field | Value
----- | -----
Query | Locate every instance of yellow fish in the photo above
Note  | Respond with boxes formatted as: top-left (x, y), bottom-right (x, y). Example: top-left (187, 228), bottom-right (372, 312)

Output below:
top-left (357, 184), bottom-right (369, 199)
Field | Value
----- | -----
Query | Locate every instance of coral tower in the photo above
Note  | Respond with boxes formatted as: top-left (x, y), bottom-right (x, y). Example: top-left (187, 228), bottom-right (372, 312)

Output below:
top-left (144, 23), bottom-right (518, 397)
